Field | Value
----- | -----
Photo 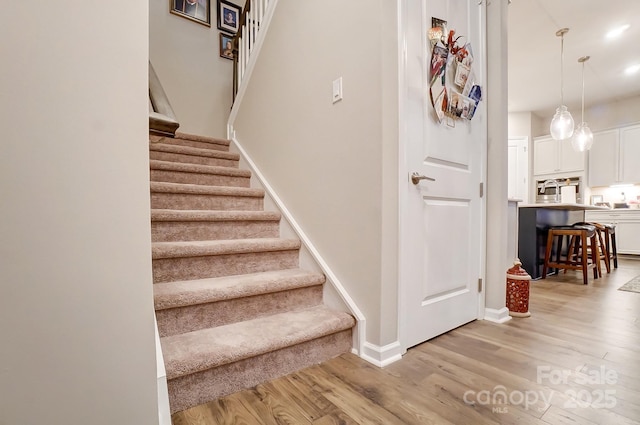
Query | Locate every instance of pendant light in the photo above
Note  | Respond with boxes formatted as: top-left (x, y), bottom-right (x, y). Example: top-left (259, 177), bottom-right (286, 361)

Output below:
top-left (550, 28), bottom-right (574, 140)
top-left (571, 56), bottom-right (594, 152)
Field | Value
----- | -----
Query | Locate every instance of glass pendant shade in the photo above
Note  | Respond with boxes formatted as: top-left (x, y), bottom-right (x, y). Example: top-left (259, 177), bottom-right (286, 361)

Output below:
top-left (550, 105), bottom-right (574, 140)
top-left (571, 122), bottom-right (593, 152)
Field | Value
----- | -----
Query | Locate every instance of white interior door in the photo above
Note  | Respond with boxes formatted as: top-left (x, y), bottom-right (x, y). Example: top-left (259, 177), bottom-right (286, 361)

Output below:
top-left (400, 0), bottom-right (485, 350)
top-left (508, 137), bottom-right (529, 202)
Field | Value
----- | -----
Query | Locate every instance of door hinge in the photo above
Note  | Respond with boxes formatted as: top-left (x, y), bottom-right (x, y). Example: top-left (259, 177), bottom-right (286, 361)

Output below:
top-left (480, 182), bottom-right (484, 198)
top-left (478, 278), bottom-right (483, 292)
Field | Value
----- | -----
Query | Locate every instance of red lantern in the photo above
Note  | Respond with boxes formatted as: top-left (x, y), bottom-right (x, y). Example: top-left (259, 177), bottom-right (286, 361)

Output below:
top-left (506, 259), bottom-right (531, 317)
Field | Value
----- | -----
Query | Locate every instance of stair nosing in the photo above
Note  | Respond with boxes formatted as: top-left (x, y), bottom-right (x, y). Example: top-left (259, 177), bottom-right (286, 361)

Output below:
top-left (151, 238), bottom-right (301, 259)
top-left (160, 306), bottom-right (355, 380)
top-left (154, 269), bottom-right (325, 310)
top-left (151, 209), bottom-right (281, 222)
top-left (150, 143), bottom-right (239, 160)
top-left (150, 160), bottom-right (251, 177)
top-left (150, 182), bottom-right (264, 197)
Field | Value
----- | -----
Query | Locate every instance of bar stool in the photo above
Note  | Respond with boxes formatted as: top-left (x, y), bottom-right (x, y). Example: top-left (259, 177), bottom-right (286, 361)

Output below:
top-left (572, 222), bottom-right (609, 276)
top-left (542, 224), bottom-right (599, 285)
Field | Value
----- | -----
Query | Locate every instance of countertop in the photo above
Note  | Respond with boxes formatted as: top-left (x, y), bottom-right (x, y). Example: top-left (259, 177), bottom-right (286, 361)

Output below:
top-left (518, 203), bottom-right (610, 211)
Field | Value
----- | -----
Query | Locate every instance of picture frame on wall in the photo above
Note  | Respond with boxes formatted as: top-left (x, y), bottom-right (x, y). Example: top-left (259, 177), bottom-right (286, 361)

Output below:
top-left (171, 0), bottom-right (211, 27)
top-left (219, 33), bottom-right (234, 60)
top-left (217, 0), bottom-right (240, 34)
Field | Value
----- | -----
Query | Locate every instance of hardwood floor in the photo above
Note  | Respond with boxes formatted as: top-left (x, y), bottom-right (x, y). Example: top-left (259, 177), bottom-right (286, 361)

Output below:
top-left (172, 258), bottom-right (640, 425)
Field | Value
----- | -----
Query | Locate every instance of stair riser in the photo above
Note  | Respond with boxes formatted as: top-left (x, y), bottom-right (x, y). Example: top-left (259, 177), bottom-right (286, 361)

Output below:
top-left (153, 250), bottom-right (299, 283)
top-left (151, 221), bottom-right (279, 242)
top-left (159, 139), bottom-right (229, 151)
top-left (157, 285), bottom-right (323, 337)
top-left (150, 151), bottom-right (238, 168)
top-left (151, 193), bottom-right (263, 211)
top-left (167, 329), bottom-right (352, 413)
top-left (150, 169), bottom-right (250, 187)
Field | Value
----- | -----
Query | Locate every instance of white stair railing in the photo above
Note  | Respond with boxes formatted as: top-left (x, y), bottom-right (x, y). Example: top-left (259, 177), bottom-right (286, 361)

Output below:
top-left (232, 0), bottom-right (276, 102)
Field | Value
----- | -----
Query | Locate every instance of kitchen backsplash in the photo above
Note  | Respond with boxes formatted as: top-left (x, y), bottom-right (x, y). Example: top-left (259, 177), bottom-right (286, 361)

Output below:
top-left (589, 184), bottom-right (640, 206)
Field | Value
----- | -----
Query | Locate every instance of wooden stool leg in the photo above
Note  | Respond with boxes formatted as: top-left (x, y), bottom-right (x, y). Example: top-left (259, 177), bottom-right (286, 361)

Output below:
top-left (611, 232), bottom-right (618, 268)
top-left (555, 234), bottom-right (565, 274)
top-left (590, 233), bottom-right (600, 280)
top-left (604, 228), bottom-right (612, 272)
top-left (580, 232), bottom-right (589, 285)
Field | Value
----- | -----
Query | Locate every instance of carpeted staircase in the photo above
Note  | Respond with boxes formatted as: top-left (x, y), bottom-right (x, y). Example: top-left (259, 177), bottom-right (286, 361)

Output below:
top-left (149, 132), bottom-right (355, 413)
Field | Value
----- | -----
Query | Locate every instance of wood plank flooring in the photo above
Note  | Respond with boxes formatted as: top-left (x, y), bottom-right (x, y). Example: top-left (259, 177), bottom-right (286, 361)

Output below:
top-left (172, 258), bottom-right (640, 425)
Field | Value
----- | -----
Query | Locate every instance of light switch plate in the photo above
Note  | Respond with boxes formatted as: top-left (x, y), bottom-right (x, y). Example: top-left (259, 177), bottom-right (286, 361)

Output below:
top-left (332, 77), bottom-right (343, 103)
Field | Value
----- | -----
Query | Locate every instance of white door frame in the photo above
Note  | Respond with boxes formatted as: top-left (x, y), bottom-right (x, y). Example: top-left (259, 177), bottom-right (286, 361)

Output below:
top-left (397, 0), bottom-right (488, 353)
top-left (508, 137), bottom-right (530, 202)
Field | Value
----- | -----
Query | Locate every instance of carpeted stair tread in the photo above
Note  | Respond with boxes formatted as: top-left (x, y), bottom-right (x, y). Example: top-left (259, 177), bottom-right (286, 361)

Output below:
top-left (152, 238), bottom-right (301, 259)
top-left (151, 209), bottom-right (280, 222)
top-left (175, 132), bottom-right (231, 146)
top-left (150, 182), bottom-right (264, 198)
top-left (161, 305), bottom-right (355, 380)
top-left (150, 143), bottom-right (239, 161)
top-left (150, 160), bottom-right (251, 178)
top-left (154, 269), bottom-right (325, 310)
top-left (150, 134), bottom-right (230, 152)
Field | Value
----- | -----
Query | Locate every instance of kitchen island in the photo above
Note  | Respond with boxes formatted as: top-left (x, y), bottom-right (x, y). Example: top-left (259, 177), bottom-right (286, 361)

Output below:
top-left (517, 203), bottom-right (609, 279)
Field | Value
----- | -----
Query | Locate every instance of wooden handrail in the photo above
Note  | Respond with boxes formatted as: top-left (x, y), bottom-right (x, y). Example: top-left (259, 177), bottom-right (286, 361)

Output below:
top-left (149, 61), bottom-right (180, 136)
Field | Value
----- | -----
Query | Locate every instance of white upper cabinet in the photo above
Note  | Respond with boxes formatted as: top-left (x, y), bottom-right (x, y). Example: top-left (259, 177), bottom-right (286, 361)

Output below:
top-left (588, 124), bottom-right (640, 187)
top-left (533, 136), bottom-right (585, 176)
top-left (620, 124), bottom-right (640, 184)
top-left (588, 129), bottom-right (618, 187)
top-left (559, 138), bottom-right (585, 173)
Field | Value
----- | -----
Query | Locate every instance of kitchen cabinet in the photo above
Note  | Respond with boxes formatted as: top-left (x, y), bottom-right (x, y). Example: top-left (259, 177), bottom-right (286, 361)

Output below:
top-left (533, 136), bottom-right (585, 176)
top-left (588, 129), bottom-right (618, 187)
top-left (588, 124), bottom-right (640, 187)
top-left (620, 125), bottom-right (640, 184)
top-left (585, 210), bottom-right (640, 255)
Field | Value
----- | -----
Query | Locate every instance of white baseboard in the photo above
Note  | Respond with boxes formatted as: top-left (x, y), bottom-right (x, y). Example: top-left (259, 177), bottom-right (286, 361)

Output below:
top-left (483, 307), bottom-right (512, 323)
top-left (360, 341), bottom-right (403, 367)
top-left (155, 317), bottom-right (171, 425)
top-left (157, 375), bottom-right (171, 425)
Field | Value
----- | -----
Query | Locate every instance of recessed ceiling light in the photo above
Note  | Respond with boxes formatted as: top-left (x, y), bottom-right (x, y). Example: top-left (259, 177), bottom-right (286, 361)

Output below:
top-left (606, 24), bottom-right (630, 39)
top-left (625, 64), bottom-right (640, 75)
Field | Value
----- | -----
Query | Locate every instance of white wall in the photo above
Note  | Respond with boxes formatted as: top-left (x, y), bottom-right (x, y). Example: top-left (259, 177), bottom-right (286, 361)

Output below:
top-left (231, 0), bottom-right (399, 347)
top-left (150, 0), bottom-right (245, 137)
top-left (508, 112), bottom-right (532, 139)
top-left (0, 2), bottom-right (158, 425)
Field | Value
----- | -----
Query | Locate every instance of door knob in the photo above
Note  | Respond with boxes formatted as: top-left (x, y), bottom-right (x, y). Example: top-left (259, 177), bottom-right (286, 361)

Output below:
top-left (410, 172), bottom-right (436, 185)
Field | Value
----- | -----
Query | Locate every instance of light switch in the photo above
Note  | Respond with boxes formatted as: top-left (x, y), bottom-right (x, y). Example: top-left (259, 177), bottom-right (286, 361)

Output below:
top-left (332, 77), bottom-right (343, 104)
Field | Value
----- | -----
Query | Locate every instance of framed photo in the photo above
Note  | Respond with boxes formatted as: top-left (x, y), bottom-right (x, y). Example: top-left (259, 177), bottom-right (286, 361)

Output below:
top-left (171, 0), bottom-right (211, 27)
top-left (217, 0), bottom-right (240, 34)
top-left (219, 33), bottom-right (234, 60)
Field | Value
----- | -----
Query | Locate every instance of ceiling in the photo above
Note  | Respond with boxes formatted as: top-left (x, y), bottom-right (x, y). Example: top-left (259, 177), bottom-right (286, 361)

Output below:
top-left (508, 0), bottom-right (640, 119)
